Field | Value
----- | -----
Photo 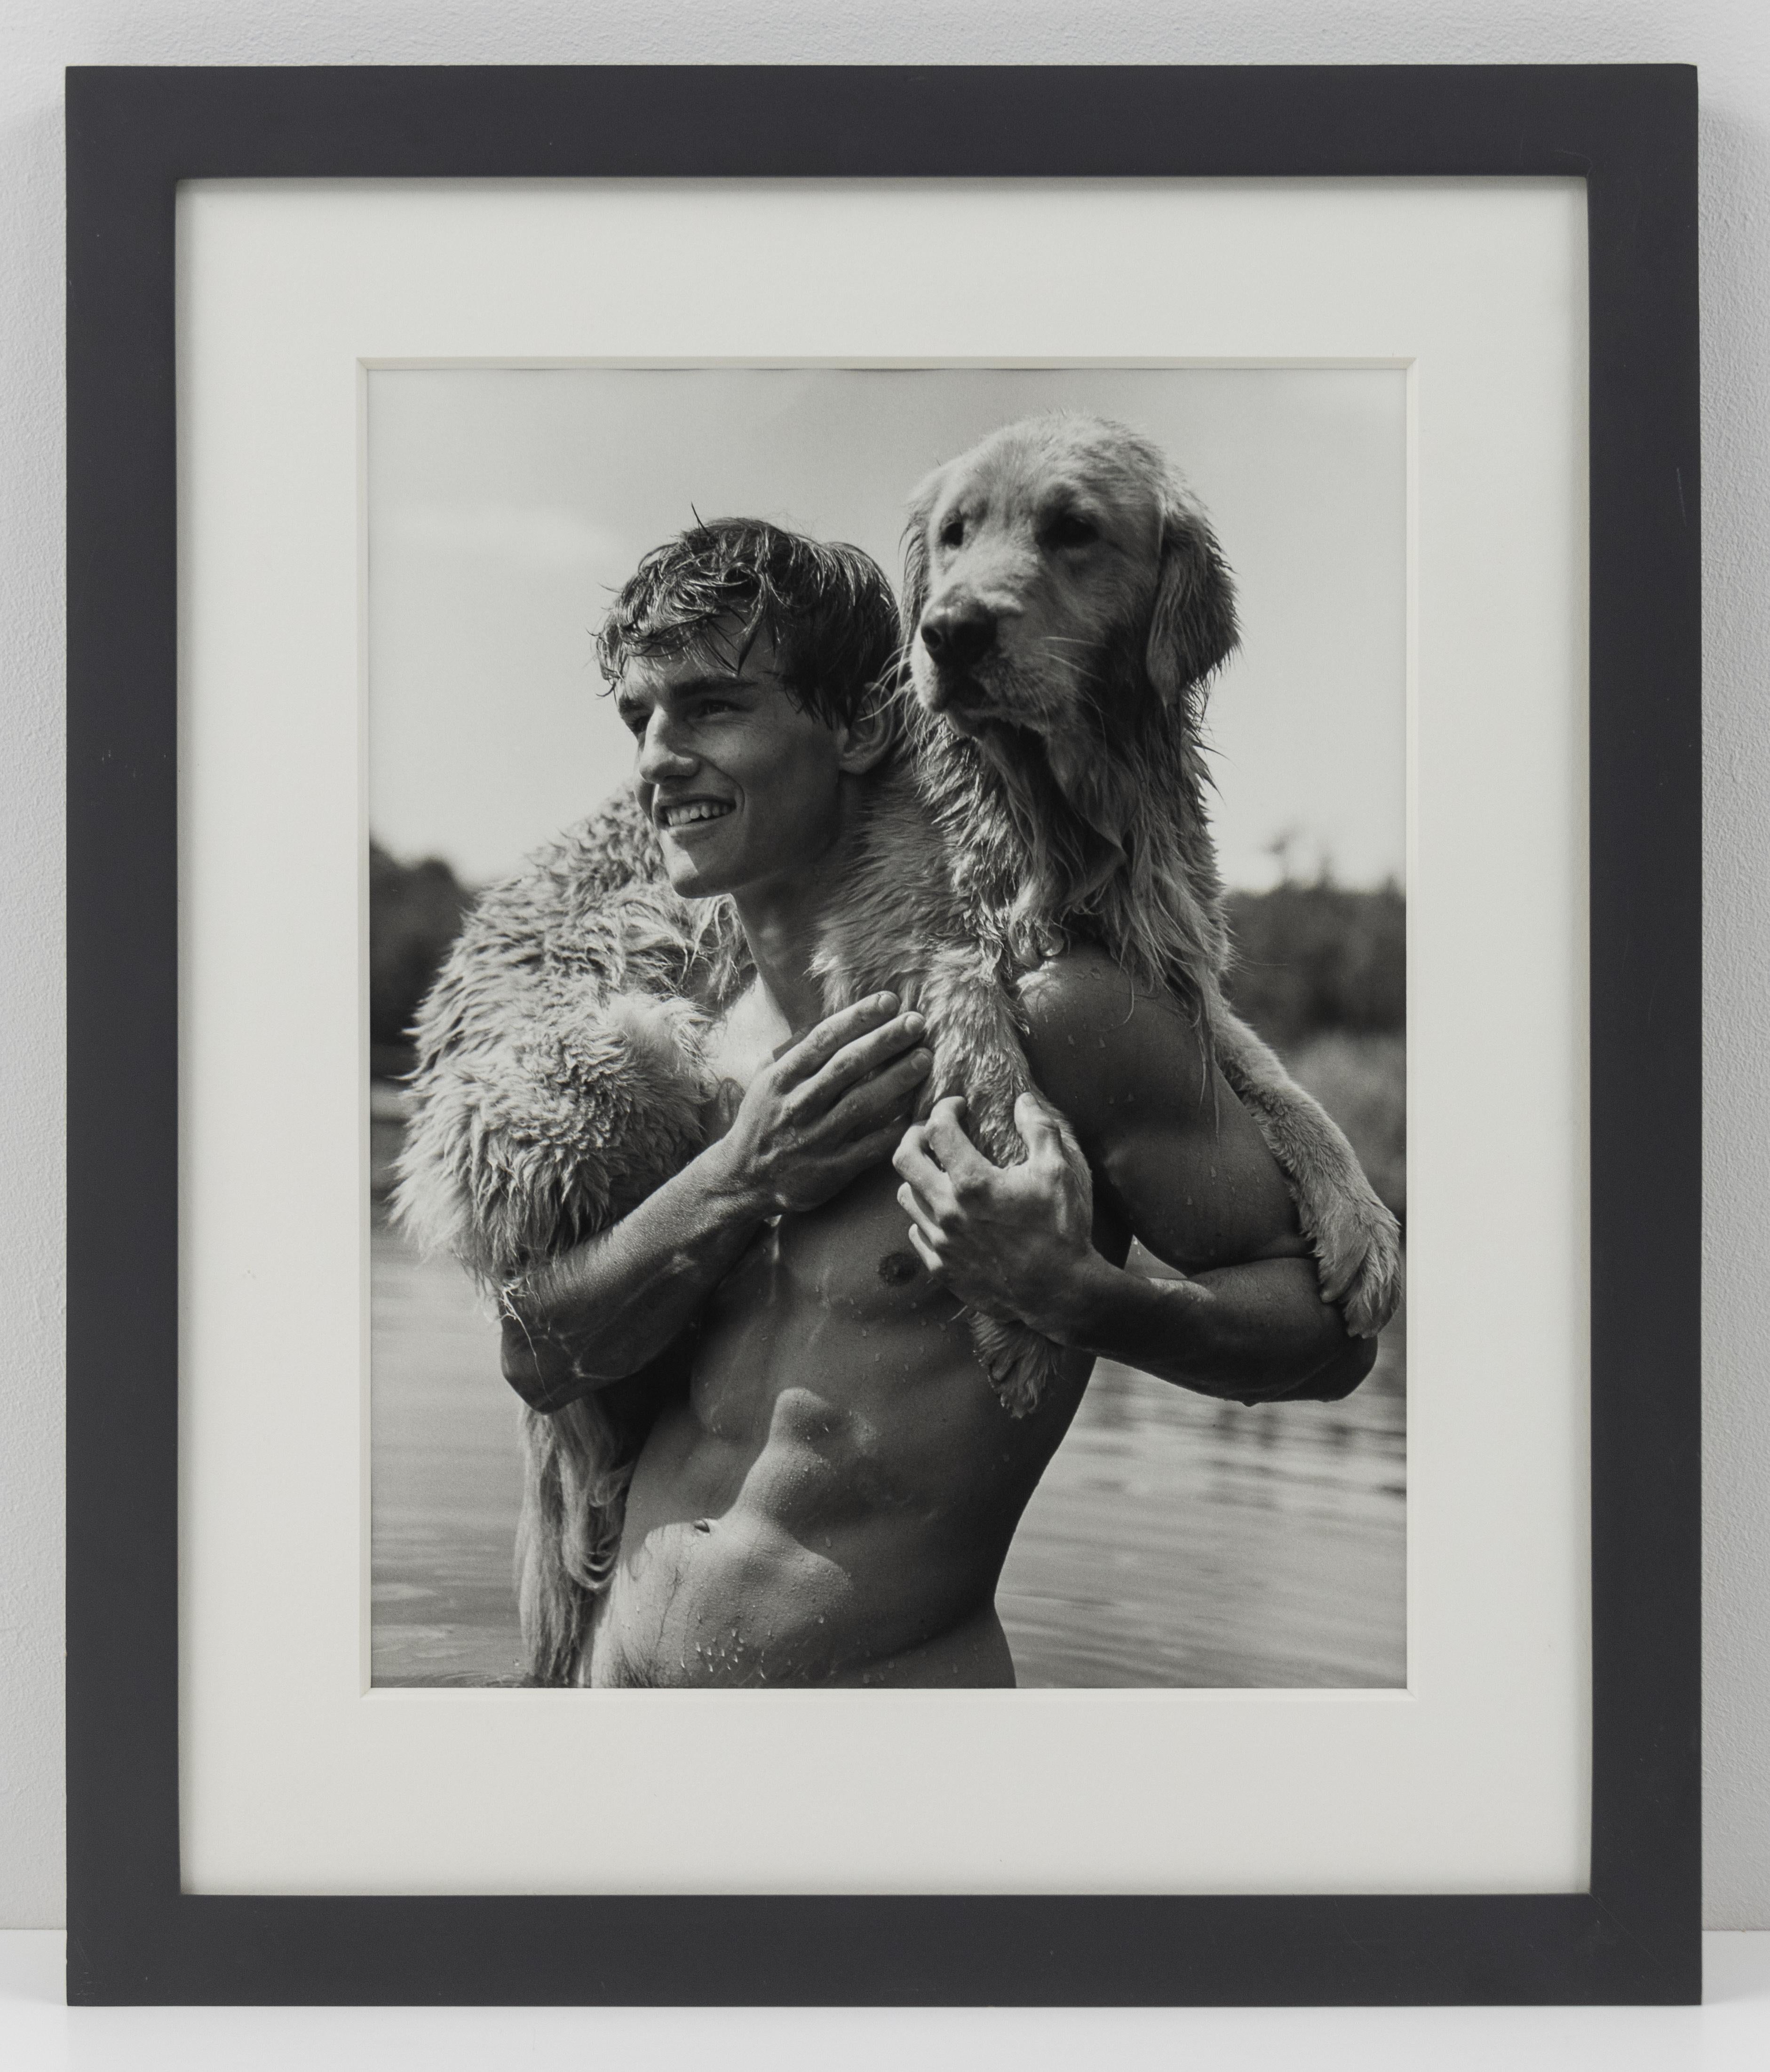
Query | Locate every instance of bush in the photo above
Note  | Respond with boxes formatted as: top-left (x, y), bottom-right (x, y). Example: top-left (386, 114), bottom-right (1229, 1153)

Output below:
top-left (1221, 880), bottom-right (1406, 1224)
top-left (369, 842), bottom-right (470, 1079)
top-left (1282, 1030), bottom-right (1406, 1223)
top-left (1224, 880), bottom-right (1405, 1051)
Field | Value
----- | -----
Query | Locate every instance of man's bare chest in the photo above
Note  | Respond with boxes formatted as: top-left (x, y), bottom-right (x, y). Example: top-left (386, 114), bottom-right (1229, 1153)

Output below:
top-left (702, 981), bottom-right (789, 1101)
top-left (696, 983), bottom-right (971, 1354)
top-left (705, 1161), bottom-right (948, 1334)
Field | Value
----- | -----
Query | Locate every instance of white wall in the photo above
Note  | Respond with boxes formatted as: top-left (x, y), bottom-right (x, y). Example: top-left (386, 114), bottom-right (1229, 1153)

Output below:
top-left (3, 0), bottom-right (1764, 1932)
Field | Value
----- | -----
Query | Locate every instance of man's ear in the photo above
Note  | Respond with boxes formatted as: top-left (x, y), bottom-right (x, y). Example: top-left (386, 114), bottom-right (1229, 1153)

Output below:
top-left (836, 694), bottom-right (899, 776)
top-left (1145, 482), bottom-right (1239, 706)
top-left (899, 464), bottom-right (945, 645)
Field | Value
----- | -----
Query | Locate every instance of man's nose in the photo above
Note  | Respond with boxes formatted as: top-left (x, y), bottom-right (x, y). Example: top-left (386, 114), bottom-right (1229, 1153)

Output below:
top-left (920, 598), bottom-right (996, 671)
top-left (636, 713), bottom-right (697, 781)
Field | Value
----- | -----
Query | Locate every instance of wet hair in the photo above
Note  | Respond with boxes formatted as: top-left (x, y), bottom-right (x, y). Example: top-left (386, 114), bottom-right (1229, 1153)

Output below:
top-left (595, 517), bottom-right (904, 735)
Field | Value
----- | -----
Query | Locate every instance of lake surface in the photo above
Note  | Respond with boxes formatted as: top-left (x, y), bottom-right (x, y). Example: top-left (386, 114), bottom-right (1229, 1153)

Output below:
top-left (370, 1124), bottom-right (1405, 1689)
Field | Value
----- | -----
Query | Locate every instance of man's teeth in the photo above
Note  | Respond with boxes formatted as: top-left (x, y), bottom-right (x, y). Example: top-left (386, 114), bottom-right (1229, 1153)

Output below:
top-left (661, 800), bottom-right (733, 829)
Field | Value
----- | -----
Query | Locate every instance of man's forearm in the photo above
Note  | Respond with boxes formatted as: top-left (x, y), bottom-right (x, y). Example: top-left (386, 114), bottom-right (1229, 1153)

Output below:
top-left (500, 1138), bottom-right (770, 1407)
top-left (1041, 1253), bottom-right (1376, 1404)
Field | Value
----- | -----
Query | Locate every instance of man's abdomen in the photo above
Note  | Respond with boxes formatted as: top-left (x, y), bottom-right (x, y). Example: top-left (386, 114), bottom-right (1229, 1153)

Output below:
top-left (588, 1166), bottom-right (1085, 1688)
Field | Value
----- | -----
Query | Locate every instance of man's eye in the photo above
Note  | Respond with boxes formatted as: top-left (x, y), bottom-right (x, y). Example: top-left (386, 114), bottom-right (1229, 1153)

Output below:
top-left (1044, 512), bottom-right (1099, 550)
top-left (617, 707), bottom-right (647, 738)
top-left (938, 516), bottom-right (965, 549)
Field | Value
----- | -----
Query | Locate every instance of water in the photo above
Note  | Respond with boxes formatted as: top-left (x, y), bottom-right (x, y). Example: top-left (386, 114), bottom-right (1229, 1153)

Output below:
top-left (370, 1121), bottom-right (1405, 1689)
top-left (370, 1204), bottom-right (531, 1688)
top-left (997, 1327), bottom-right (1405, 1688)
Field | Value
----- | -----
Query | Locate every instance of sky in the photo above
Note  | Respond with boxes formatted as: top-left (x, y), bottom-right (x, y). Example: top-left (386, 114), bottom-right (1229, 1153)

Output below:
top-left (366, 365), bottom-right (1405, 892)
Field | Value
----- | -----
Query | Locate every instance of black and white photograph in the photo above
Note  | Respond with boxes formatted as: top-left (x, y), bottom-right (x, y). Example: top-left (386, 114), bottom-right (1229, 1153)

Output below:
top-left (367, 365), bottom-right (1408, 1693)
top-left (46, 56), bottom-right (1712, 2021)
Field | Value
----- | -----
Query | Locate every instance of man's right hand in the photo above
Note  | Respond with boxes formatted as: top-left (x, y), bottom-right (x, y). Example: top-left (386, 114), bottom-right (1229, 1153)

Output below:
top-left (498, 995), bottom-right (931, 1408)
top-left (713, 993), bottom-right (932, 1216)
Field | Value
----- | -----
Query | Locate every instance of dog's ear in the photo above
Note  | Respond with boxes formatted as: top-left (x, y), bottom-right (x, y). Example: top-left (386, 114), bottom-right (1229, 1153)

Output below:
top-left (899, 464), bottom-right (944, 646)
top-left (1146, 484), bottom-right (1239, 706)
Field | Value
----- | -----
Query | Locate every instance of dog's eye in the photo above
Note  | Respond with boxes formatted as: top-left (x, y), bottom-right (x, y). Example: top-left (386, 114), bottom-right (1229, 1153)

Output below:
top-left (938, 516), bottom-right (965, 549)
top-left (1044, 512), bottom-right (1099, 550)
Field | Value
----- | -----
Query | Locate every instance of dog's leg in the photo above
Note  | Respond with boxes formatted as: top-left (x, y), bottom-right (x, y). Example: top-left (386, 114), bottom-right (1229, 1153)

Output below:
top-left (1213, 1008), bottom-right (1403, 1338)
top-left (810, 859), bottom-right (1066, 1417)
top-left (915, 946), bottom-right (1067, 1416)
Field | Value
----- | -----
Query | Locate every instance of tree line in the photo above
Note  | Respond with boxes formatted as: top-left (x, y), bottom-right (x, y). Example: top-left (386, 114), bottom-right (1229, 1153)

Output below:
top-left (368, 843), bottom-right (1405, 1080)
top-left (1222, 878), bottom-right (1405, 1051)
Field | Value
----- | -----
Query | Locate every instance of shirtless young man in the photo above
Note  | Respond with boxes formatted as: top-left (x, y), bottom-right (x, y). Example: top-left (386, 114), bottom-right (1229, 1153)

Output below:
top-left (500, 524), bottom-right (1376, 1689)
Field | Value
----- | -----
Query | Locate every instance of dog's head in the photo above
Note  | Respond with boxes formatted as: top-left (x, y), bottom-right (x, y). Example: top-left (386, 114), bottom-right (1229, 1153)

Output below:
top-left (901, 414), bottom-right (1239, 999)
top-left (902, 414), bottom-right (1238, 789)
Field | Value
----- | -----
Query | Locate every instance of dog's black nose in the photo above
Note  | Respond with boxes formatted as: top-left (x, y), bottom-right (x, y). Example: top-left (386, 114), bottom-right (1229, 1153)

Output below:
top-left (920, 600), bottom-right (996, 670)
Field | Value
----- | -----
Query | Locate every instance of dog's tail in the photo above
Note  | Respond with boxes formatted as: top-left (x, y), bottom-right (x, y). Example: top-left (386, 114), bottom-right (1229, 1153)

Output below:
top-left (966, 1311), bottom-right (1064, 1419)
top-left (515, 1395), bottom-right (637, 1685)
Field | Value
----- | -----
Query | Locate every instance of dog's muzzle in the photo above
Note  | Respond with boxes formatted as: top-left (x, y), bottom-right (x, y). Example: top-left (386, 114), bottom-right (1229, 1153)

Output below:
top-left (916, 600), bottom-right (997, 721)
top-left (919, 598), bottom-right (996, 674)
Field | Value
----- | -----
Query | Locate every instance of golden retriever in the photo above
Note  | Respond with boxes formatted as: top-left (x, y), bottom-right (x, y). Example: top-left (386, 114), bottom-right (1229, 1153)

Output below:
top-left (899, 413), bottom-right (1402, 1337)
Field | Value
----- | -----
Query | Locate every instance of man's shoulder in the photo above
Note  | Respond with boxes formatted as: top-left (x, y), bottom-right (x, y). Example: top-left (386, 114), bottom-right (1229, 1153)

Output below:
top-left (1016, 947), bottom-right (1214, 1138)
top-left (1016, 942), bottom-right (1199, 1048)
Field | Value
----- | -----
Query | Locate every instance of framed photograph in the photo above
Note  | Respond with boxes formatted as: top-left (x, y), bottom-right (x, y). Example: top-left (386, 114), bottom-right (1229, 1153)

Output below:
top-left (66, 64), bottom-right (1700, 2004)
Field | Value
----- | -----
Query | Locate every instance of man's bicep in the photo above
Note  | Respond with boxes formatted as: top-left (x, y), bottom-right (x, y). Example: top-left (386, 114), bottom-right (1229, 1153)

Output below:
top-left (1097, 1079), bottom-right (1308, 1275)
top-left (1019, 958), bottom-right (1304, 1275)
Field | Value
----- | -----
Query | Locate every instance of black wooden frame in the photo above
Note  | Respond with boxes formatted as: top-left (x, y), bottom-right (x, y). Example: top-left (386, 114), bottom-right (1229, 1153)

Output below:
top-left (65, 64), bottom-right (1701, 2006)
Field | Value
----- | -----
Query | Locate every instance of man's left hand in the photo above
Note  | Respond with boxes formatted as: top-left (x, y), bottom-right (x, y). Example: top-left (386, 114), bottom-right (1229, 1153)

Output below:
top-left (892, 1092), bottom-right (1103, 1338)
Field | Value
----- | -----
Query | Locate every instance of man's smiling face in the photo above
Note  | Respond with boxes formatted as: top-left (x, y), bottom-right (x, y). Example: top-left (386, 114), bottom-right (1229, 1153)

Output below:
top-left (615, 622), bottom-right (851, 901)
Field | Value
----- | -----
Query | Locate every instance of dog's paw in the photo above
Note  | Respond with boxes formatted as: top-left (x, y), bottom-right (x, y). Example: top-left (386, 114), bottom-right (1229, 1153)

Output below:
top-left (967, 1311), bottom-right (1060, 1418)
top-left (1310, 1194), bottom-right (1404, 1339)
